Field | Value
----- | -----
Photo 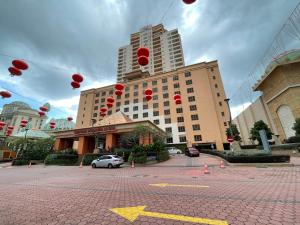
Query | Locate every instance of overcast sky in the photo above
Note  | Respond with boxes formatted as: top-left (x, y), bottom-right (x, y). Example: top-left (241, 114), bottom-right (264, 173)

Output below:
top-left (0, 0), bottom-right (299, 119)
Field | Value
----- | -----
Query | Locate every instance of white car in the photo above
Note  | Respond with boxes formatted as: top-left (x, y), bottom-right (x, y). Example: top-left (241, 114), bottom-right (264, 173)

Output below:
top-left (91, 155), bottom-right (124, 168)
top-left (166, 147), bottom-right (182, 155)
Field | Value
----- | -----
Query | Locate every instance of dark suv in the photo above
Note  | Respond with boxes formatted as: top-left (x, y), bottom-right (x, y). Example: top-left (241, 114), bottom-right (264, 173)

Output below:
top-left (185, 147), bottom-right (200, 157)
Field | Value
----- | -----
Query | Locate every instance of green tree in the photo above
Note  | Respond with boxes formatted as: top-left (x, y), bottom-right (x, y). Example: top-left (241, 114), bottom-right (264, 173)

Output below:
top-left (250, 120), bottom-right (272, 145)
top-left (226, 124), bottom-right (241, 141)
top-left (293, 118), bottom-right (300, 136)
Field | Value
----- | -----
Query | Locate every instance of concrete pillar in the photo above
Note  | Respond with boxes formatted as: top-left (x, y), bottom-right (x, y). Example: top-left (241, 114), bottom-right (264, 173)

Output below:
top-left (78, 136), bottom-right (88, 155)
top-left (105, 133), bottom-right (116, 151)
top-left (216, 141), bottom-right (224, 150)
top-left (54, 138), bottom-right (63, 151)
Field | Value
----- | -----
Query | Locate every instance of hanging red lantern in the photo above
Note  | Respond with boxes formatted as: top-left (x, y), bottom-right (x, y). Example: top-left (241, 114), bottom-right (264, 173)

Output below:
top-left (12, 59), bottom-right (29, 70)
top-left (115, 90), bottom-right (123, 96)
top-left (115, 83), bottom-right (125, 91)
top-left (175, 99), bottom-right (182, 105)
top-left (39, 106), bottom-right (48, 112)
top-left (5, 131), bottom-right (11, 137)
top-left (8, 67), bottom-right (22, 76)
top-left (67, 117), bottom-right (73, 121)
top-left (50, 121), bottom-right (55, 125)
top-left (50, 125), bottom-right (55, 129)
top-left (144, 89), bottom-right (153, 95)
top-left (183, 0), bottom-right (196, 4)
top-left (20, 123), bottom-right (27, 128)
top-left (173, 94), bottom-right (181, 100)
top-left (72, 74), bottom-right (84, 83)
top-left (0, 91), bottom-right (12, 99)
top-left (71, 81), bottom-right (80, 89)
top-left (106, 102), bottom-right (113, 108)
top-left (138, 56), bottom-right (149, 66)
top-left (137, 47), bottom-right (150, 57)
top-left (106, 97), bottom-right (115, 103)
top-left (38, 111), bottom-right (45, 117)
top-left (7, 126), bottom-right (14, 130)
top-left (100, 112), bottom-right (107, 117)
top-left (0, 121), bottom-right (6, 126)
top-left (0, 127), bottom-right (3, 131)
top-left (145, 95), bottom-right (152, 101)
top-left (100, 107), bottom-right (108, 113)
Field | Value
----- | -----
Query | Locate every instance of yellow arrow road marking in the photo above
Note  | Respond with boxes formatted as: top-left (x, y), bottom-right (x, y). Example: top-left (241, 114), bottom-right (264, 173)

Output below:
top-left (149, 183), bottom-right (209, 188)
top-left (110, 206), bottom-right (228, 225)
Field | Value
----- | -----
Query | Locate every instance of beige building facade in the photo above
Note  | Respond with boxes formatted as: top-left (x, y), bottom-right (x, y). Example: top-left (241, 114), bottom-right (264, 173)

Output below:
top-left (76, 61), bottom-right (230, 150)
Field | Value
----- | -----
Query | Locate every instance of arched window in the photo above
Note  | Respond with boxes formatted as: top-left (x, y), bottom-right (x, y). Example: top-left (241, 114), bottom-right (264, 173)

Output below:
top-left (277, 105), bottom-right (295, 138)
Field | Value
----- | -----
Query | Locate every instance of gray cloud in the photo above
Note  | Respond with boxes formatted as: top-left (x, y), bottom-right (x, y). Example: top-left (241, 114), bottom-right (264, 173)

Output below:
top-left (0, 0), bottom-right (298, 109)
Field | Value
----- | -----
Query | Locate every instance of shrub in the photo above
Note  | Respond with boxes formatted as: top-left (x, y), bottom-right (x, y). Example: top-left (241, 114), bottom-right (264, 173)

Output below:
top-left (285, 136), bottom-right (300, 144)
top-left (293, 118), bottom-right (300, 136)
top-left (156, 150), bottom-right (170, 162)
top-left (128, 151), bottom-right (147, 164)
top-left (12, 158), bottom-right (30, 166)
top-left (44, 154), bottom-right (78, 165)
top-left (113, 148), bottom-right (132, 162)
top-left (82, 153), bottom-right (99, 166)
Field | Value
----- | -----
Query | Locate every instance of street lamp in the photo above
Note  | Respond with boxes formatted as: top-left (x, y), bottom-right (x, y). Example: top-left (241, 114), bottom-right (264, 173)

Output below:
top-left (91, 119), bottom-right (98, 153)
top-left (224, 98), bottom-right (234, 150)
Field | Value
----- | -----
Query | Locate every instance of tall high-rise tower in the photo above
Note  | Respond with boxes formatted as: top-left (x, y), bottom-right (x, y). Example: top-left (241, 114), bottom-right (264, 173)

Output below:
top-left (117, 24), bottom-right (185, 82)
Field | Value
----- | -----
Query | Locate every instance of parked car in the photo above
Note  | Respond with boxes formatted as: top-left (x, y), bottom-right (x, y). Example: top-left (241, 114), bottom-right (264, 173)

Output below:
top-left (166, 147), bottom-right (182, 155)
top-left (185, 147), bottom-right (200, 157)
top-left (91, 155), bottom-right (124, 168)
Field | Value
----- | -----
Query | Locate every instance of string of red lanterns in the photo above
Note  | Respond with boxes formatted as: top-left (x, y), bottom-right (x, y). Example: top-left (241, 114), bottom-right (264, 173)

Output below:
top-left (173, 94), bottom-right (182, 105)
top-left (20, 119), bottom-right (28, 128)
top-left (0, 91), bottom-right (12, 99)
top-left (71, 73), bottom-right (84, 89)
top-left (137, 47), bottom-right (149, 66)
top-left (144, 88), bottom-right (153, 101)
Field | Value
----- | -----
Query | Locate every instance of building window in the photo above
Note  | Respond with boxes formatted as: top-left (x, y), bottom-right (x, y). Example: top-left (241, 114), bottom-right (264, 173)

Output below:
top-left (173, 83), bottom-right (180, 88)
top-left (163, 93), bottom-right (169, 99)
top-left (162, 85), bottom-right (168, 91)
top-left (152, 80), bottom-right (157, 85)
top-left (190, 105), bottom-right (197, 111)
top-left (133, 106), bottom-right (138, 111)
top-left (215, 84), bottom-right (218, 88)
top-left (153, 103), bottom-right (159, 108)
top-left (217, 92), bottom-right (220, 97)
top-left (94, 106), bottom-right (98, 110)
top-left (134, 84), bottom-right (138, 90)
top-left (143, 82), bottom-right (148, 87)
top-left (224, 122), bottom-right (227, 126)
top-left (184, 71), bottom-right (191, 77)
top-left (124, 107), bottom-right (129, 112)
top-left (143, 104), bottom-right (148, 110)
top-left (153, 111), bottom-right (159, 116)
top-left (191, 114), bottom-right (199, 120)
top-left (188, 96), bottom-right (195, 102)
top-left (101, 92), bottom-right (106, 96)
top-left (162, 78), bottom-right (167, 83)
top-left (116, 102), bottom-right (121, 107)
top-left (101, 98), bottom-right (105, 103)
top-left (109, 90), bottom-right (113, 95)
top-left (176, 108), bottom-right (183, 113)
top-left (117, 95), bottom-right (121, 100)
top-left (164, 109), bottom-right (170, 115)
top-left (194, 135), bottom-right (202, 141)
top-left (165, 118), bottom-right (171, 124)
top-left (134, 91), bottom-right (138, 96)
top-left (211, 68), bottom-right (214, 72)
top-left (116, 108), bottom-right (120, 112)
top-left (221, 112), bottom-right (225, 117)
top-left (125, 100), bottom-right (129, 105)
top-left (166, 137), bottom-right (173, 143)
top-left (165, 127), bottom-right (172, 133)
top-left (164, 101), bottom-right (169, 107)
top-left (153, 119), bottom-right (160, 125)
top-left (173, 75), bottom-right (179, 81)
top-left (125, 93), bottom-right (130, 98)
top-left (125, 87), bottom-right (129, 92)
top-left (133, 114), bottom-right (138, 119)
top-left (179, 136), bottom-right (186, 142)
top-left (177, 117), bottom-right (184, 122)
top-left (108, 111), bottom-right (112, 115)
top-left (153, 95), bottom-right (158, 100)
top-left (134, 99), bottom-right (138, 103)
top-left (95, 93), bottom-right (99, 97)
top-left (219, 102), bottom-right (222, 106)
top-left (95, 99), bottom-right (99, 104)
top-left (192, 124), bottom-right (200, 130)
top-left (212, 75), bottom-right (216, 80)
top-left (178, 126), bottom-right (185, 132)
top-left (143, 112), bottom-right (148, 118)
top-left (186, 80), bottom-right (192, 85)
top-left (187, 87), bottom-right (194, 93)
top-left (174, 91), bottom-right (181, 95)
top-left (93, 113), bottom-right (97, 117)
top-left (153, 87), bottom-right (158, 93)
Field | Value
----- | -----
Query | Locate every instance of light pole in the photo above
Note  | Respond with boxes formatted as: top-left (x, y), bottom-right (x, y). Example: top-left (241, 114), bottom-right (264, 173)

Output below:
top-left (224, 98), bottom-right (234, 150)
top-left (91, 119), bottom-right (98, 153)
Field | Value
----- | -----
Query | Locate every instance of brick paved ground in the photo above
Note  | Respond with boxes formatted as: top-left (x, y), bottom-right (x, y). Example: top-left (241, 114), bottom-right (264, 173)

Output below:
top-left (0, 155), bottom-right (299, 225)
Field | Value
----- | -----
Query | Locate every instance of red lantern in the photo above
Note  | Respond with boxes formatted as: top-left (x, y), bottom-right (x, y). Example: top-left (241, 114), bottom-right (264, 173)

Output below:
top-left (100, 112), bottom-right (107, 117)
top-left (72, 74), bottom-right (84, 83)
top-left (7, 126), bottom-right (14, 130)
top-left (175, 99), bottom-right (182, 105)
top-left (8, 67), bottom-right (22, 76)
top-left (0, 127), bottom-right (3, 131)
top-left (39, 106), bottom-right (48, 112)
top-left (12, 59), bottom-right (29, 70)
top-left (71, 81), bottom-right (80, 89)
top-left (0, 121), bottom-right (6, 126)
top-left (106, 97), bottom-right (115, 103)
top-left (173, 94), bottom-right (181, 100)
top-left (50, 125), bottom-right (55, 129)
top-left (20, 123), bottom-right (27, 128)
top-left (137, 47), bottom-right (150, 57)
top-left (145, 95), bottom-right (152, 101)
top-left (138, 56), bottom-right (149, 66)
top-left (106, 102), bottom-right (113, 108)
top-left (183, 0), bottom-right (196, 4)
top-left (115, 83), bottom-right (125, 91)
top-left (0, 91), bottom-right (12, 99)
top-left (115, 90), bottom-right (122, 96)
top-left (38, 111), bottom-right (45, 117)
top-left (144, 89), bottom-right (153, 95)
top-left (67, 117), bottom-right (73, 121)
top-left (50, 121), bottom-right (55, 125)
top-left (5, 131), bottom-right (11, 137)
top-left (100, 107), bottom-right (108, 113)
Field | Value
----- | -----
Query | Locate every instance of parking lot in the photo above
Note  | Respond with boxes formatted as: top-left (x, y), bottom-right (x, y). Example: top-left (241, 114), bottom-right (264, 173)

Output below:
top-left (0, 154), bottom-right (299, 225)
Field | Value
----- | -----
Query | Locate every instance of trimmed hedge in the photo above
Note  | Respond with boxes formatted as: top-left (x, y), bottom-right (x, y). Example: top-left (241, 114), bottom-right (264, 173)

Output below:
top-left (285, 136), bottom-right (300, 143)
top-left (82, 153), bottom-right (99, 166)
top-left (157, 150), bottom-right (170, 162)
top-left (44, 154), bottom-right (78, 165)
top-left (12, 158), bottom-right (30, 166)
top-left (128, 152), bottom-right (147, 164)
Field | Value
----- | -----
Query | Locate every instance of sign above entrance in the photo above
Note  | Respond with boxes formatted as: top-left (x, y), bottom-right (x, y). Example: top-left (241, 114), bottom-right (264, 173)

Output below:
top-left (74, 125), bottom-right (116, 136)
